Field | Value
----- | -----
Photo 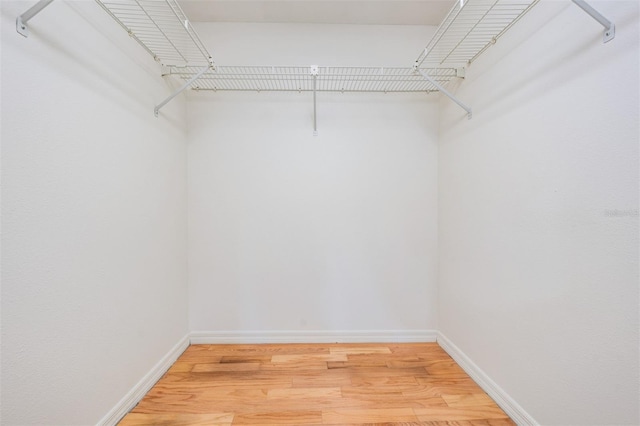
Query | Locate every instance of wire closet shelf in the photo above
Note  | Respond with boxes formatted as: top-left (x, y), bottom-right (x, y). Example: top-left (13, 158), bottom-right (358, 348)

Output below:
top-left (95, 0), bottom-right (213, 67)
top-left (167, 0), bottom-right (541, 93)
top-left (166, 66), bottom-right (458, 93)
top-left (16, 0), bottom-right (616, 117)
top-left (415, 0), bottom-right (540, 68)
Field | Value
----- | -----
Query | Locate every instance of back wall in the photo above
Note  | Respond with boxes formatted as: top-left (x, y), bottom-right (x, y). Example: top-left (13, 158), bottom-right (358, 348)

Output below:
top-left (187, 23), bottom-right (440, 336)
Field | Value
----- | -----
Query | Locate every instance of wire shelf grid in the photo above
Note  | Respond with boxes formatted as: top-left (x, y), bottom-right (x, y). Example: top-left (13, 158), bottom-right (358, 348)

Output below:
top-left (167, 66), bottom-right (458, 93)
top-left (416, 0), bottom-right (539, 68)
top-left (92, 0), bottom-right (538, 96)
top-left (95, 0), bottom-right (213, 67)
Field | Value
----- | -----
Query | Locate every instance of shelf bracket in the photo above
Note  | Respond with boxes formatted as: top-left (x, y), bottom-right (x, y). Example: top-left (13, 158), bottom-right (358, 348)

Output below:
top-left (415, 65), bottom-right (472, 120)
top-left (16, 0), bottom-right (55, 37)
top-left (311, 65), bottom-right (319, 136)
top-left (155, 62), bottom-right (212, 117)
top-left (571, 0), bottom-right (615, 43)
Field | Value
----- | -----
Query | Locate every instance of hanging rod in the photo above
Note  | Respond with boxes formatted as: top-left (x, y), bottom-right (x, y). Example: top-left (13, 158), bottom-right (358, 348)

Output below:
top-left (16, 0), bottom-right (55, 37)
top-left (571, 0), bottom-right (615, 43)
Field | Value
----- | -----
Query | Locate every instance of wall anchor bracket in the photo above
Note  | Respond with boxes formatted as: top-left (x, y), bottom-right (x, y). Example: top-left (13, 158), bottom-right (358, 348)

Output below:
top-left (155, 62), bottom-right (213, 117)
top-left (415, 64), bottom-right (472, 120)
top-left (571, 0), bottom-right (615, 43)
top-left (16, 0), bottom-right (55, 37)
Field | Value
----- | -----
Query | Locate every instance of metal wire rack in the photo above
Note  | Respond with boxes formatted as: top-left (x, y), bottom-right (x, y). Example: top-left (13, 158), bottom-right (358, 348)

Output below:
top-left (94, 0), bottom-right (213, 67)
top-left (415, 0), bottom-right (540, 68)
top-left (17, 0), bottom-right (614, 120)
top-left (166, 66), bottom-right (458, 93)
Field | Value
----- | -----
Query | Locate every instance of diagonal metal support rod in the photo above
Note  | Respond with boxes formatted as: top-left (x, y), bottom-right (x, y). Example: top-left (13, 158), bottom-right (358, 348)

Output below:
top-left (16, 0), bottom-right (55, 37)
top-left (155, 64), bottom-right (211, 117)
top-left (416, 67), bottom-right (472, 119)
top-left (571, 0), bottom-right (615, 43)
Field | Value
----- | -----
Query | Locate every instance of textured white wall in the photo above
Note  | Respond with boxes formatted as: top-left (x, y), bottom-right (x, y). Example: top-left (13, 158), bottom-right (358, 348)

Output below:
top-left (187, 23), bottom-right (439, 333)
top-left (438, 1), bottom-right (639, 424)
top-left (1, 1), bottom-right (188, 424)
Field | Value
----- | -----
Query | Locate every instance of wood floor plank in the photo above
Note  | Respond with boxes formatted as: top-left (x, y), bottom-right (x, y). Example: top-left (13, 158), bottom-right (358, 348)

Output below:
top-left (202, 344), bottom-right (331, 356)
top-left (314, 397), bottom-right (440, 411)
top-left (330, 346), bottom-right (393, 355)
top-left (158, 372), bottom-right (292, 387)
top-left (219, 355), bottom-right (273, 364)
top-left (350, 375), bottom-right (419, 388)
top-left (409, 381), bottom-right (484, 397)
top-left (413, 406), bottom-right (511, 422)
top-left (261, 361), bottom-right (329, 371)
top-left (271, 353), bottom-right (348, 363)
top-left (233, 410), bottom-right (323, 424)
top-left (191, 362), bottom-right (261, 372)
top-left (118, 413), bottom-right (233, 426)
top-left (340, 385), bottom-right (404, 399)
top-left (117, 343), bottom-right (513, 425)
top-left (267, 387), bottom-right (342, 399)
top-left (328, 361), bottom-right (388, 369)
top-left (424, 360), bottom-right (469, 375)
top-left (292, 372), bottom-right (353, 388)
top-left (420, 420), bottom-right (515, 426)
top-left (322, 407), bottom-right (418, 424)
top-left (441, 393), bottom-right (496, 407)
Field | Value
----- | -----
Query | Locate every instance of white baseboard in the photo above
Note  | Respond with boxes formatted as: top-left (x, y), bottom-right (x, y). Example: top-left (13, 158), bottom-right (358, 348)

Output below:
top-left (96, 334), bottom-right (190, 426)
top-left (436, 332), bottom-right (538, 425)
top-left (190, 329), bottom-right (438, 344)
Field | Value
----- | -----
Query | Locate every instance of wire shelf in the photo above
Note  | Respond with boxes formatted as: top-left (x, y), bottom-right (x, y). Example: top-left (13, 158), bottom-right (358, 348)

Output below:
top-left (166, 66), bottom-right (458, 93)
top-left (415, 0), bottom-right (539, 68)
top-left (92, 0), bottom-right (536, 95)
top-left (95, 0), bottom-right (213, 67)
top-left (16, 0), bottom-right (611, 118)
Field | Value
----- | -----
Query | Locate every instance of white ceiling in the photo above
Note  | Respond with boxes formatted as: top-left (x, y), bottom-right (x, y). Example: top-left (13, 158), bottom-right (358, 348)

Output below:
top-left (178, 1), bottom-right (454, 26)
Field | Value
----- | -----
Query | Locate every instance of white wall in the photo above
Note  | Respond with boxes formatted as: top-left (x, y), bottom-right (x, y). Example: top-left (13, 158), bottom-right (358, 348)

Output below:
top-left (438, 1), bottom-right (639, 424)
top-left (188, 23), bottom-right (440, 334)
top-left (3, 1), bottom-right (637, 424)
top-left (1, 1), bottom-right (189, 424)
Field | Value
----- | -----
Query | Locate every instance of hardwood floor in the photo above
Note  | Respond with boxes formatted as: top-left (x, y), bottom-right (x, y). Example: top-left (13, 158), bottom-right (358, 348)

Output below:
top-left (119, 343), bottom-right (513, 425)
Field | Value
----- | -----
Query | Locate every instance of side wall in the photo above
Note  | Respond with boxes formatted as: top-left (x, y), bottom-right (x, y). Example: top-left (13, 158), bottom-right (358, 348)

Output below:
top-left (1, 2), bottom-right (189, 424)
top-left (187, 23), bottom-right (440, 336)
top-left (437, 1), bottom-right (639, 424)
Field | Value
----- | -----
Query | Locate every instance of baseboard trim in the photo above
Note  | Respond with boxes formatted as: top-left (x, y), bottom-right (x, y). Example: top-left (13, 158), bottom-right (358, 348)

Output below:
top-left (190, 330), bottom-right (438, 344)
top-left (436, 332), bottom-right (538, 425)
top-left (96, 334), bottom-right (190, 426)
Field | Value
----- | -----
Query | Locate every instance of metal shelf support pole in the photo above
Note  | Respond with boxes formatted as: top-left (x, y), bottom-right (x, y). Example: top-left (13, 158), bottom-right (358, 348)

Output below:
top-left (16, 0), bottom-right (55, 37)
top-left (311, 65), bottom-right (319, 136)
top-left (416, 66), bottom-right (472, 120)
top-left (571, 0), bottom-right (615, 43)
top-left (155, 64), bottom-right (211, 117)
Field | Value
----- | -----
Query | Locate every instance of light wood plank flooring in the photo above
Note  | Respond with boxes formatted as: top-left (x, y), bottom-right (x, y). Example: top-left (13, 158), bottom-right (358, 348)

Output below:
top-left (119, 343), bottom-right (513, 425)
